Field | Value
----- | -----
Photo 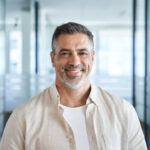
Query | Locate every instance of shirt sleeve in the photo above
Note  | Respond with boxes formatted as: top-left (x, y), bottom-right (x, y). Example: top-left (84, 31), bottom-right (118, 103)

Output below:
top-left (124, 101), bottom-right (148, 150)
top-left (0, 110), bottom-right (25, 150)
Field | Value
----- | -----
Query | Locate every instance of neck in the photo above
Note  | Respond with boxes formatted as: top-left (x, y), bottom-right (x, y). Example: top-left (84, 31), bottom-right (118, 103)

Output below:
top-left (56, 81), bottom-right (91, 107)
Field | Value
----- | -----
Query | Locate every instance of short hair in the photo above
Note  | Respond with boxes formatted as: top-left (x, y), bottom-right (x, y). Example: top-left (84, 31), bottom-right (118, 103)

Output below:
top-left (51, 22), bottom-right (94, 51)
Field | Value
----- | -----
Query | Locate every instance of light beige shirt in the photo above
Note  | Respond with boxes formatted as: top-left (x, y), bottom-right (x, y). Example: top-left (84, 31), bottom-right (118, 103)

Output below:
top-left (0, 84), bottom-right (147, 150)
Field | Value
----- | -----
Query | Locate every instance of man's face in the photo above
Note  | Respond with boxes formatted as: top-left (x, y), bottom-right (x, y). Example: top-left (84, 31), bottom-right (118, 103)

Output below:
top-left (51, 33), bottom-right (94, 89)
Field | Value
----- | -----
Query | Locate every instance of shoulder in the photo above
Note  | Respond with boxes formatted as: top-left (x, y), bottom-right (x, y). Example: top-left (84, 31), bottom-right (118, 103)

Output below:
top-left (92, 85), bottom-right (136, 120)
top-left (18, 87), bottom-right (50, 110)
top-left (94, 86), bottom-right (140, 128)
top-left (92, 85), bottom-right (132, 109)
top-left (92, 86), bottom-right (147, 148)
top-left (11, 86), bottom-right (52, 121)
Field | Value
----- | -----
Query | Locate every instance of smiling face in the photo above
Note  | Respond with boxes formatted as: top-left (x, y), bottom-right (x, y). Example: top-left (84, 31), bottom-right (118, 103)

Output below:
top-left (51, 33), bottom-right (94, 90)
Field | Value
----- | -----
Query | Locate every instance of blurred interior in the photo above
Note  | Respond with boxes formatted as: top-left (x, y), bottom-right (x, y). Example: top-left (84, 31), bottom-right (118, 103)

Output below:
top-left (0, 0), bottom-right (150, 148)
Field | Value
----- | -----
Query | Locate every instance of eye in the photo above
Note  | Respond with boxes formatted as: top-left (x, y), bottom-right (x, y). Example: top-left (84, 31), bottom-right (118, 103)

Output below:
top-left (78, 51), bottom-right (89, 56)
top-left (59, 51), bottom-right (70, 57)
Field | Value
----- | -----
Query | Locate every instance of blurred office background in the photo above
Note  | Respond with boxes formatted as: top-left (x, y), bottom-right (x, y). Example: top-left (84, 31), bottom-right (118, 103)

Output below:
top-left (0, 0), bottom-right (150, 148)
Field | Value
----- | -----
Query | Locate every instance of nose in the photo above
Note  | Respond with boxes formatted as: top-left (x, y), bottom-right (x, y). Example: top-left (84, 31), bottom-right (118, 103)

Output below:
top-left (68, 52), bottom-right (80, 65)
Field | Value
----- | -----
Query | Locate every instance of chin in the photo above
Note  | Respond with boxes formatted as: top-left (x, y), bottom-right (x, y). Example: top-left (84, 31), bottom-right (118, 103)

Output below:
top-left (63, 80), bottom-right (85, 90)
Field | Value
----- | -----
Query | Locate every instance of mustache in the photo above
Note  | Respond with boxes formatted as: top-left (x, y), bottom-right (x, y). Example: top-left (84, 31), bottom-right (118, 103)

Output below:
top-left (62, 64), bottom-right (86, 71)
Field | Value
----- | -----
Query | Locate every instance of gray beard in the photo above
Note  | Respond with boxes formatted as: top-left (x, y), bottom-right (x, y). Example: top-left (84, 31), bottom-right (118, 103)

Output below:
top-left (62, 78), bottom-right (86, 90)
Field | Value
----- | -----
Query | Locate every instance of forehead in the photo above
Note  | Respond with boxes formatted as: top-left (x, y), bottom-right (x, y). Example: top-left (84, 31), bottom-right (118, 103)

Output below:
top-left (55, 33), bottom-right (92, 49)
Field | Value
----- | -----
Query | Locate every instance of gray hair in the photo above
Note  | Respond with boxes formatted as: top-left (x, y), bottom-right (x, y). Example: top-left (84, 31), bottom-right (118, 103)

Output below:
top-left (51, 22), bottom-right (94, 51)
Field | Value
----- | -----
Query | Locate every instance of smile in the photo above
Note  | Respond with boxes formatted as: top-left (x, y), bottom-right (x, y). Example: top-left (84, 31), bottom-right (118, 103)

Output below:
top-left (66, 69), bottom-right (82, 78)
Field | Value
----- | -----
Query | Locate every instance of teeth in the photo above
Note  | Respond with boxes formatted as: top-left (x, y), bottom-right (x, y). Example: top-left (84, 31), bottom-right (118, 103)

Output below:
top-left (67, 70), bottom-right (81, 77)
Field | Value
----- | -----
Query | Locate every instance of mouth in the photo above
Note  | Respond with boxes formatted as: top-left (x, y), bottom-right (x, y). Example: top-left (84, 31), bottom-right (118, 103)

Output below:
top-left (66, 69), bottom-right (82, 78)
top-left (63, 64), bottom-right (85, 78)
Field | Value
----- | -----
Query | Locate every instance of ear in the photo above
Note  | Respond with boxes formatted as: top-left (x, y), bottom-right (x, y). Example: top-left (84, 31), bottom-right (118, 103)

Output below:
top-left (92, 50), bottom-right (95, 62)
top-left (50, 51), bottom-right (55, 67)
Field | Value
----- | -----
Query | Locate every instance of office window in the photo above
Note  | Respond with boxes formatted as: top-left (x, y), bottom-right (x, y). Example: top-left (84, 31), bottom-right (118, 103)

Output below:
top-left (9, 31), bottom-right (22, 74)
top-left (0, 31), bottom-right (5, 74)
top-left (91, 28), bottom-right (132, 102)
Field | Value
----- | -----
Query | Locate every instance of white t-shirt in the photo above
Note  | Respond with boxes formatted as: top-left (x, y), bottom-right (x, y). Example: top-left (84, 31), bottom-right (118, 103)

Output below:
top-left (60, 104), bottom-right (90, 150)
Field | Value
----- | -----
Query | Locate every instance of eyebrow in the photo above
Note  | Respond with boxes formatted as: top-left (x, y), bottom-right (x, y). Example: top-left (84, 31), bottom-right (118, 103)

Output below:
top-left (77, 49), bottom-right (89, 52)
top-left (59, 49), bottom-right (70, 52)
top-left (59, 48), bottom-right (89, 52)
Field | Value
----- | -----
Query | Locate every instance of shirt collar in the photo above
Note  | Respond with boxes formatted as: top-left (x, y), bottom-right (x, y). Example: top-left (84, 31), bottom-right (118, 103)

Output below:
top-left (88, 84), bottom-right (102, 106)
top-left (49, 83), bottom-right (102, 107)
top-left (49, 83), bottom-right (60, 106)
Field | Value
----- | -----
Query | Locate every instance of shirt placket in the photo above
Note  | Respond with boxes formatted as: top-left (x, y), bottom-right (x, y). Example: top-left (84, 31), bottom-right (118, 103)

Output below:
top-left (58, 105), bottom-right (76, 150)
top-left (86, 102), bottom-right (107, 150)
top-left (86, 102), bottom-right (99, 150)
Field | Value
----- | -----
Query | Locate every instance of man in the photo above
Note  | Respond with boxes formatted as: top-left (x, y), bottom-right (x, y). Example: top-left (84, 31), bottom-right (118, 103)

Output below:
top-left (0, 22), bottom-right (147, 150)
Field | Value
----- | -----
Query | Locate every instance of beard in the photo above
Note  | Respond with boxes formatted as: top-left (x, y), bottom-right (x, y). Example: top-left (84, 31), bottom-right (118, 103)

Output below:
top-left (58, 64), bottom-right (88, 90)
top-left (62, 78), bottom-right (87, 89)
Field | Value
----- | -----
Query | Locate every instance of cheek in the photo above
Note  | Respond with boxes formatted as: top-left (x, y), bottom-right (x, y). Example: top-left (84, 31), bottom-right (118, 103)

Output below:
top-left (54, 61), bottom-right (65, 72)
top-left (53, 57), bottom-right (64, 67)
top-left (86, 61), bottom-right (93, 72)
top-left (84, 58), bottom-right (93, 67)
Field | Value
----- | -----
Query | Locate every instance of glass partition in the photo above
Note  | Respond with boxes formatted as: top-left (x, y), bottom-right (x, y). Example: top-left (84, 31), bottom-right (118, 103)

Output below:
top-left (0, 0), bottom-right (5, 137)
top-left (146, 0), bottom-right (150, 146)
top-left (93, 28), bottom-right (132, 102)
top-left (135, 0), bottom-right (145, 123)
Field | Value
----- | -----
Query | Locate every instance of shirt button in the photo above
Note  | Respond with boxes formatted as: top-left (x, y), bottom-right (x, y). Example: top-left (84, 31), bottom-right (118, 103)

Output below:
top-left (69, 136), bottom-right (73, 140)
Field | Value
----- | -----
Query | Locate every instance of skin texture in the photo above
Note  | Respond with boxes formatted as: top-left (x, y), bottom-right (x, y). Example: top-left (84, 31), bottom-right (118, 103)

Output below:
top-left (51, 33), bottom-right (95, 107)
